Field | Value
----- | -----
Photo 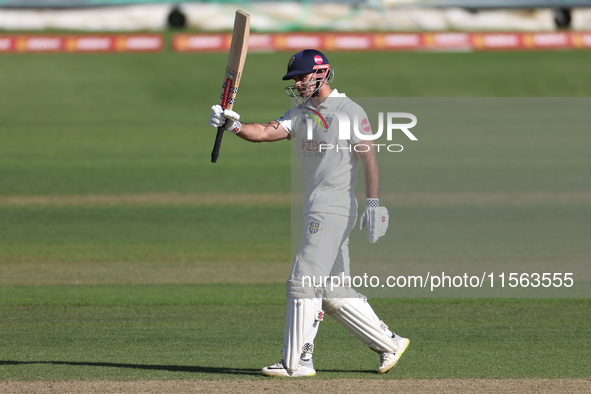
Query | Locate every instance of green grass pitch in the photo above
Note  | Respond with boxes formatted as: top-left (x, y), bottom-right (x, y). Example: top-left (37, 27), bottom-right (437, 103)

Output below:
top-left (0, 50), bottom-right (590, 381)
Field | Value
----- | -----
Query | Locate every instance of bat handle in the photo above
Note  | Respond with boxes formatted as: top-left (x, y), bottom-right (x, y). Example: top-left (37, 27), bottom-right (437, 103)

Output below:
top-left (211, 126), bottom-right (225, 163)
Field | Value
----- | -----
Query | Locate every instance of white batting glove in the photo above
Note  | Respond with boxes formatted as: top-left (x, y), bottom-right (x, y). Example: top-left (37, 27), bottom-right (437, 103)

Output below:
top-left (209, 104), bottom-right (225, 127)
top-left (359, 198), bottom-right (389, 243)
top-left (209, 104), bottom-right (241, 134)
top-left (222, 108), bottom-right (242, 134)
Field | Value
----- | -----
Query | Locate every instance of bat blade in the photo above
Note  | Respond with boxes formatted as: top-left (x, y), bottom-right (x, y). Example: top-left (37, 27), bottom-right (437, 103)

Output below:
top-left (211, 10), bottom-right (250, 164)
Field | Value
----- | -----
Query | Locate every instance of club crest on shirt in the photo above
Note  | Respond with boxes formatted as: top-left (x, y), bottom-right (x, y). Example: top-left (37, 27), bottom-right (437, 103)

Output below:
top-left (309, 221), bottom-right (320, 234)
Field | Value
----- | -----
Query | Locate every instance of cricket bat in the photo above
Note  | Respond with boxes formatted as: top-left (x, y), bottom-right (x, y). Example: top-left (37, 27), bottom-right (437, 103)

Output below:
top-left (211, 10), bottom-right (250, 163)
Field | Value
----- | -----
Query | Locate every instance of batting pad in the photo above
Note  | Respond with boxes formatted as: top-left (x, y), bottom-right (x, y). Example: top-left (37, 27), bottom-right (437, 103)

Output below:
top-left (283, 298), bottom-right (323, 373)
top-left (323, 297), bottom-right (398, 353)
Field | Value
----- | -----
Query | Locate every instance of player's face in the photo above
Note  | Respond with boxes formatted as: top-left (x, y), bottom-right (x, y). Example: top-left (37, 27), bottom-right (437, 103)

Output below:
top-left (293, 73), bottom-right (316, 98)
top-left (285, 69), bottom-right (329, 107)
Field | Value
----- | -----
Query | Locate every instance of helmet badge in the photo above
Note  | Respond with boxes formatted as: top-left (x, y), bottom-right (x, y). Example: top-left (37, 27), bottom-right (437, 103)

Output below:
top-left (288, 56), bottom-right (296, 69)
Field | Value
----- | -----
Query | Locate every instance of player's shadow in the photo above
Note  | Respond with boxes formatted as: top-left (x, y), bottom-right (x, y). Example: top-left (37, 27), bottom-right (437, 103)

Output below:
top-left (318, 368), bottom-right (375, 374)
top-left (0, 360), bottom-right (259, 376)
top-left (1, 360), bottom-right (376, 375)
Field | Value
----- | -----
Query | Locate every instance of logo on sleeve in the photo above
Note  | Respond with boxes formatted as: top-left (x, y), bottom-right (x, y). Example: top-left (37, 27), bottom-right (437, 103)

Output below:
top-left (309, 221), bottom-right (320, 234)
top-left (361, 118), bottom-right (371, 133)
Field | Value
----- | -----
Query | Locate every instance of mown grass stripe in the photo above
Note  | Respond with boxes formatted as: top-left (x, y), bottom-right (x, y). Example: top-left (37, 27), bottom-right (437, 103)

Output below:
top-left (1, 190), bottom-right (589, 207)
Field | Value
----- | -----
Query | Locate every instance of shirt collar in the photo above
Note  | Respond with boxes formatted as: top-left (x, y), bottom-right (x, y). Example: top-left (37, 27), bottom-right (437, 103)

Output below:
top-left (316, 89), bottom-right (346, 109)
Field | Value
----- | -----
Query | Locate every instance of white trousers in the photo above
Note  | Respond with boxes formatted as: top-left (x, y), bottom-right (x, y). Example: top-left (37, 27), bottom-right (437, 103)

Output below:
top-left (282, 213), bottom-right (400, 369)
top-left (287, 212), bottom-right (358, 299)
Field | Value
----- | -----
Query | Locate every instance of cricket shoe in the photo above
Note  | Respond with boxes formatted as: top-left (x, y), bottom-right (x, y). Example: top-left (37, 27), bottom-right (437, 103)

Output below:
top-left (378, 337), bottom-right (410, 374)
top-left (261, 358), bottom-right (316, 377)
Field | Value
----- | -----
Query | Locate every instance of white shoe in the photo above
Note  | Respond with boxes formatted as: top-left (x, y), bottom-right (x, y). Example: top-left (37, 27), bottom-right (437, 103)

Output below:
top-left (378, 337), bottom-right (410, 374)
top-left (261, 358), bottom-right (316, 377)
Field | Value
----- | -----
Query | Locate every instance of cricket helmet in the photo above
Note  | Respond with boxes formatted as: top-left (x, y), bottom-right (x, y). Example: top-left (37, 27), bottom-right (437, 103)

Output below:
top-left (282, 49), bottom-right (331, 80)
top-left (283, 49), bottom-right (334, 106)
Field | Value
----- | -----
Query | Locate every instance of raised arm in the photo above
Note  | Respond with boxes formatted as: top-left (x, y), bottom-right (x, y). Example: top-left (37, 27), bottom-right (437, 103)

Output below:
top-left (209, 104), bottom-right (289, 143)
top-left (238, 120), bottom-right (289, 143)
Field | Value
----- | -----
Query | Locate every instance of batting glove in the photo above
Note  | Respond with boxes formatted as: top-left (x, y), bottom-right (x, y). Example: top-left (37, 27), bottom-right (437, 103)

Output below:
top-left (360, 198), bottom-right (389, 243)
top-left (209, 104), bottom-right (241, 134)
top-left (209, 104), bottom-right (225, 127)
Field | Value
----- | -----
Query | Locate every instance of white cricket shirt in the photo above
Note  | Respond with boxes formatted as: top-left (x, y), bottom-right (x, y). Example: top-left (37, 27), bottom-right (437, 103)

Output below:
top-left (278, 89), bottom-right (373, 217)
